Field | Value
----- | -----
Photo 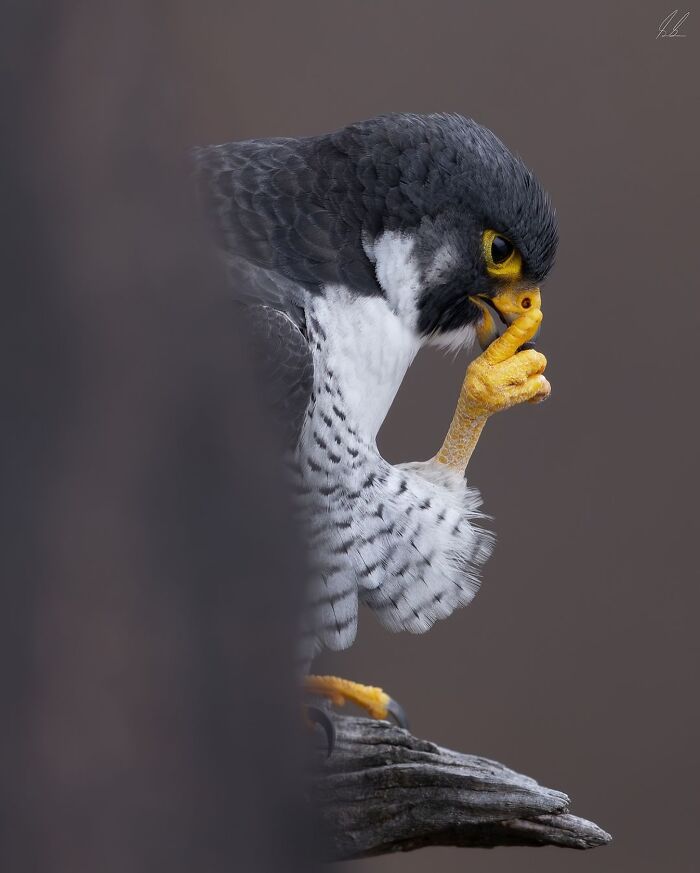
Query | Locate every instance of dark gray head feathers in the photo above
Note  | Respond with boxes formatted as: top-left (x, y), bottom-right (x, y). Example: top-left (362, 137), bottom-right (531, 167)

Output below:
top-left (195, 113), bottom-right (558, 337)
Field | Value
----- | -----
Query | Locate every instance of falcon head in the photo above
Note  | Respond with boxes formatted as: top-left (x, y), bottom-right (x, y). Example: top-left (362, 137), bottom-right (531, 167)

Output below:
top-left (322, 113), bottom-right (558, 350)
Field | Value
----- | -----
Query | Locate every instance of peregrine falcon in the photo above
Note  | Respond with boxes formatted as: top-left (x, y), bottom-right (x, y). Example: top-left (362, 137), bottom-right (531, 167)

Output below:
top-left (195, 113), bottom-right (557, 722)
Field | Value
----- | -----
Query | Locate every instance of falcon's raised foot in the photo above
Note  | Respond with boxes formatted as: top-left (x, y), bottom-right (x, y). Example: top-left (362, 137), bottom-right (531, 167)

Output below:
top-left (305, 675), bottom-right (409, 733)
top-left (435, 298), bottom-right (550, 471)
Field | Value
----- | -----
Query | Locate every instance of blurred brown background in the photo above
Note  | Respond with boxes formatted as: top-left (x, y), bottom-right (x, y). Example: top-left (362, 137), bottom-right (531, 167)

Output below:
top-left (186, 1), bottom-right (697, 871)
top-left (4, 1), bottom-right (698, 872)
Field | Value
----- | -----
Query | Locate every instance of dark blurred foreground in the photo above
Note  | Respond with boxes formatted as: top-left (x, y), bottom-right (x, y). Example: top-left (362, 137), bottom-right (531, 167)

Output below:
top-left (0, 4), bottom-right (315, 871)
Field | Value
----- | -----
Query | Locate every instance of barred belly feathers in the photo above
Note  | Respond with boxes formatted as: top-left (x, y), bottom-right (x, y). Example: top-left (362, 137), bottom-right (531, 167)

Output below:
top-left (295, 286), bottom-right (493, 665)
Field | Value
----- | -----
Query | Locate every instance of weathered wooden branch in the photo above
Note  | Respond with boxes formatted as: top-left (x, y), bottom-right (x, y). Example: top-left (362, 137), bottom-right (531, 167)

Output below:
top-left (312, 715), bottom-right (611, 860)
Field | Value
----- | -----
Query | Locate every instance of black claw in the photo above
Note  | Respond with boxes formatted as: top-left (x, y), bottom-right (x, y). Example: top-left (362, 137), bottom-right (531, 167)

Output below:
top-left (307, 706), bottom-right (335, 756)
top-left (386, 698), bottom-right (410, 731)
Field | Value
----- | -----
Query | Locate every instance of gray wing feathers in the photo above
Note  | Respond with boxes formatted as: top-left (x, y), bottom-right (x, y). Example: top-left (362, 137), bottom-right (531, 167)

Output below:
top-left (244, 305), bottom-right (314, 448)
top-left (193, 137), bottom-right (379, 299)
top-left (194, 142), bottom-right (318, 447)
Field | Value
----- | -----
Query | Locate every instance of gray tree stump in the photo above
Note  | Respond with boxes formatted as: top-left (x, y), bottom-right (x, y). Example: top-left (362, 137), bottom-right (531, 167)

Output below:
top-left (312, 716), bottom-right (611, 860)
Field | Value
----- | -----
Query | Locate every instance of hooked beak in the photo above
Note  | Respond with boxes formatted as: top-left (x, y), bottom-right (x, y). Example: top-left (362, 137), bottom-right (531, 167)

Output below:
top-left (469, 287), bottom-right (542, 351)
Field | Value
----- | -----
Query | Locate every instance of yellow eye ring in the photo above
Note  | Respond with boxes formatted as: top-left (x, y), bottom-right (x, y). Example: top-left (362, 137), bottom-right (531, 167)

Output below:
top-left (482, 229), bottom-right (523, 281)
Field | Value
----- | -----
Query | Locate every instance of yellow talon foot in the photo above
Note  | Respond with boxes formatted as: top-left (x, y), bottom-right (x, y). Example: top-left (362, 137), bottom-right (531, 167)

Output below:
top-left (436, 304), bottom-right (550, 470)
top-left (464, 307), bottom-right (549, 415)
top-left (304, 675), bottom-right (408, 727)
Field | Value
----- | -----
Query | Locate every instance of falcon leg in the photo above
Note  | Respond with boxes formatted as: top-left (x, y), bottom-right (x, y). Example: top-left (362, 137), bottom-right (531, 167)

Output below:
top-left (305, 675), bottom-right (409, 728)
top-left (435, 306), bottom-right (549, 471)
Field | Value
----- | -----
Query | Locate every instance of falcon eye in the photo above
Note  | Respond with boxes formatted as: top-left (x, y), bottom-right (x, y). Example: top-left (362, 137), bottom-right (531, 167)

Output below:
top-left (491, 235), bottom-right (514, 264)
top-left (482, 229), bottom-right (522, 279)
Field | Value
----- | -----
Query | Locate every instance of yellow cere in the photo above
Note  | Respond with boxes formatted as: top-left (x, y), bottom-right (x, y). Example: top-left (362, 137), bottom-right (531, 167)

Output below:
top-left (486, 286), bottom-right (542, 323)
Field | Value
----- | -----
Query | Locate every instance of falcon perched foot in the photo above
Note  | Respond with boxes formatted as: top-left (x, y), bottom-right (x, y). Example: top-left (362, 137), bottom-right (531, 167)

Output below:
top-left (305, 675), bottom-right (409, 728)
